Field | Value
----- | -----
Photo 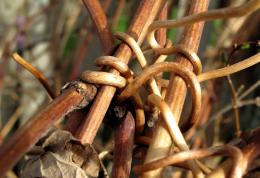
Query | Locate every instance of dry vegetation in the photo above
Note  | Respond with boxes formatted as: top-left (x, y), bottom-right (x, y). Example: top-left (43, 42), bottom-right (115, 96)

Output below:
top-left (0, 0), bottom-right (260, 178)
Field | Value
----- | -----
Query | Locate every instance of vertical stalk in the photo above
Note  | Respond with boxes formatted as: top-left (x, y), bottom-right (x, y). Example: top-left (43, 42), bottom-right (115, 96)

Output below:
top-left (82, 0), bottom-right (114, 54)
top-left (112, 112), bottom-right (135, 178)
top-left (142, 1), bottom-right (209, 177)
top-left (76, 0), bottom-right (164, 144)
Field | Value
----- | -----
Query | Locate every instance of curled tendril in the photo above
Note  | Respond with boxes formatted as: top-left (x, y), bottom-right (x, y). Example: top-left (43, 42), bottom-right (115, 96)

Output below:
top-left (81, 70), bottom-right (127, 88)
top-left (197, 52), bottom-right (260, 82)
top-left (154, 52), bottom-right (260, 85)
top-left (115, 32), bottom-right (161, 96)
top-left (148, 94), bottom-right (204, 176)
top-left (134, 145), bottom-right (244, 178)
top-left (118, 61), bottom-right (202, 131)
top-left (80, 54), bottom-right (146, 133)
top-left (147, 0), bottom-right (260, 56)
top-left (95, 56), bottom-right (133, 78)
top-left (11, 53), bottom-right (55, 99)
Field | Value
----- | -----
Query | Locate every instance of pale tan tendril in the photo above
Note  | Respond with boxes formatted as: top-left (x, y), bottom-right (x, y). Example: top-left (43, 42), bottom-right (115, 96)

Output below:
top-left (118, 62), bottom-right (201, 130)
top-left (81, 71), bottom-right (127, 88)
top-left (131, 94), bottom-right (146, 133)
top-left (95, 56), bottom-right (133, 79)
top-left (134, 145), bottom-right (244, 178)
top-left (197, 52), bottom-right (260, 82)
top-left (155, 41), bottom-right (202, 75)
top-left (81, 55), bottom-right (146, 133)
top-left (155, 53), bottom-right (260, 86)
top-left (147, 94), bottom-right (194, 151)
top-left (81, 56), bottom-right (131, 88)
top-left (147, 0), bottom-right (260, 55)
top-left (154, 40), bottom-right (172, 64)
top-left (148, 94), bottom-right (204, 177)
top-left (114, 32), bottom-right (161, 96)
top-left (11, 53), bottom-right (55, 99)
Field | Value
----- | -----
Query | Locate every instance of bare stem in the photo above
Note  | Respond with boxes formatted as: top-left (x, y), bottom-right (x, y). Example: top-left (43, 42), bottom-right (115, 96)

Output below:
top-left (11, 53), bottom-right (55, 99)
top-left (112, 112), bottom-right (135, 178)
top-left (142, 1), bottom-right (209, 177)
top-left (82, 0), bottom-right (114, 53)
top-left (226, 75), bottom-right (241, 137)
top-left (76, 0), bottom-right (164, 144)
top-left (0, 82), bottom-right (97, 177)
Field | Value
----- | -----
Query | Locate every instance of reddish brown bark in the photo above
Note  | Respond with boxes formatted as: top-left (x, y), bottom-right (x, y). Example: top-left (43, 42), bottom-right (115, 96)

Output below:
top-left (112, 112), bottom-right (135, 178)
top-left (0, 82), bottom-right (96, 177)
top-left (76, 0), bottom-right (164, 144)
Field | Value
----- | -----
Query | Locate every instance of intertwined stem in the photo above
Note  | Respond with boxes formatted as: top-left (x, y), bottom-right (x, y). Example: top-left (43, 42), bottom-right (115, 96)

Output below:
top-left (76, 0), bottom-right (164, 144)
top-left (142, 1), bottom-right (209, 177)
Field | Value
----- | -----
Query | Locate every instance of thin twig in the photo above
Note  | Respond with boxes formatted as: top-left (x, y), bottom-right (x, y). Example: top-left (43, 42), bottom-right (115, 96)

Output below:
top-left (135, 145), bottom-right (244, 178)
top-left (82, 0), bottom-right (114, 54)
top-left (76, 0), bottom-right (164, 144)
top-left (0, 105), bottom-right (23, 141)
top-left (198, 53), bottom-right (260, 82)
top-left (148, 94), bottom-right (203, 176)
top-left (226, 75), bottom-right (241, 137)
top-left (69, 0), bottom-right (113, 80)
top-left (11, 53), bottom-right (55, 99)
top-left (147, 0), bottom-right (260, 53)
top-left (239, 80), bottom-right (260, 100)
top-left (0, 82), bottom-right (97, 177)
top-left (198, 98), bottom-right (260, 133)
top-left (208, 128), bottom-right (260, 178)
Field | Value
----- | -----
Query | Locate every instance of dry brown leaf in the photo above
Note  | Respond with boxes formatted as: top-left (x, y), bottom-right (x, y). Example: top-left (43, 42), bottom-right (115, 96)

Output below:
top-left (20, 129), bottom-right (101, 178)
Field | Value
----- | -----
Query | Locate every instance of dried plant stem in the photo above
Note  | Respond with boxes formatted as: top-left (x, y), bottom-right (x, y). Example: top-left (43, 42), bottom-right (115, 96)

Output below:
top-left (0, 105), bottom-right (23, 141)
top-left (112, 112), bottom-right (135, 178)
top-left (118, 62), bottom-right (202, 131)
top-left (148, 94), bottom-right (203, 176)
top-left (153, 1), bottom-right (168, 86)
top-left (127, 53), bottom-right (260, 89)
top-left (198, 52), bottom-right (260, 82)
top-left (142, 1), bottom-right (209, 177)
top-left (208, 128), bottom-right (260, 178)
top-left (115, 32), bottom-right (161, 96)
top-left (82, 0), bottom-right (114, 53)
top-left (227, 76), bottom-right (241, 137)
top-left (200, 98), bottom-right (260, 133)
top-left (11, 53), bottom-right (55, 99)
top-left (76, 0), bottom-right (164, 144)
top-left (0, 82), bottom-right (97, 177)
top-left (147, 0), bottom-right (260, 53)
top-left (185, 82), bottom-right (215, 141)
top-left (238, 80), bottom-right (260, 100)
top-left (69, 0), bottom-right (112, 80)
top-left (135, 145), bottom-right (244, 178)
top-left (67, 0), bottom-right (113, 135)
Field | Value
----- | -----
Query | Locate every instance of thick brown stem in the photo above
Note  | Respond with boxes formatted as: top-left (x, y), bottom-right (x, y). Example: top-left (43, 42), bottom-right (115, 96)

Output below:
top-left (112, 112), bottom-right (135, 178)
top-left (67, 0), bottom-right (112, 134)
top-left (0, 82), bottom-right (97, 178)
top-left (142, 1), bottom-right (209, 177)
top-left (76, 0), bottom-right (164, 144)
top-left (82, 0), bottom-right (114, 53)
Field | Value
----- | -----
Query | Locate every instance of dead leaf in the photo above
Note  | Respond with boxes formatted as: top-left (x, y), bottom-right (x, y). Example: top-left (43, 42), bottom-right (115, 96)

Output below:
top-left (21, 129), bottom-right (101, 178)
